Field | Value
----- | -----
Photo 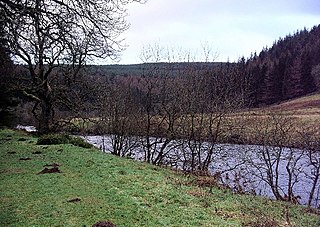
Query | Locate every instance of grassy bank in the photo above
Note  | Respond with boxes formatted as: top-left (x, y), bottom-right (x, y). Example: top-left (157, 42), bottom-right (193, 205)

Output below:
top-left (0, 129), bottom-right (319, 226)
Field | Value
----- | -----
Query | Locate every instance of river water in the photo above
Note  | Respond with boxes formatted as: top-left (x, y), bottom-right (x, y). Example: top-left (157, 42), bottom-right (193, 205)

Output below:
top-left (83, 135), bottom-right (320, 208)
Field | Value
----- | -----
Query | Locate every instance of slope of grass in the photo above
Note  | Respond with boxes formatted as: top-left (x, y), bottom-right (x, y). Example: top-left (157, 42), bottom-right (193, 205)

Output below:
top-left (221, 93), bottom-right (320, 147)
top-left (0, 129), bottom-right (319, 226)
top-left (269, 93), bottom-right (320, 136)
top-left (269, 93), bottom-right (320, 112)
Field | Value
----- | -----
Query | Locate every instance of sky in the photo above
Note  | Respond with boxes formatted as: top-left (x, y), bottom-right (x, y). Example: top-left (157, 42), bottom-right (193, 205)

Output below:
top-left (110, 0), bottom-right (320, 64)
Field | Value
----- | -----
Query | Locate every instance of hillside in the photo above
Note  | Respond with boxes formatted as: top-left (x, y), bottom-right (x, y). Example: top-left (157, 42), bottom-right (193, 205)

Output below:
top-left (245, 24), bottom-right (320, 106)
top-left (225, 93), bottom-right (320, 148)
top-left (1, 129), bottom-right (319, 226)
top-left (265, 93), bottom-right (320, 130)
top-left (269, 92), bottom-right (320, 112)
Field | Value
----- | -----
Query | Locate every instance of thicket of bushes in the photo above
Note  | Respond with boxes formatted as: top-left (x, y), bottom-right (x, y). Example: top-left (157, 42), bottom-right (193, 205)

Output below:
top-left (37, 134), bottom-right (92, 149)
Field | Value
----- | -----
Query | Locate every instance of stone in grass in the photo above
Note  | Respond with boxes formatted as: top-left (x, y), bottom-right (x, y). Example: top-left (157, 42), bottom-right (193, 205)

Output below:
top-left (19, 157), bottom-right (31, 161)
top-left (38, 166), bottom-right (61, 174)
top-left (32, 151), bottom-right (42, 154)
top-left (92, 221), bottom-right (117, 227)
top-left (67, 198), bottom-right (81, 203)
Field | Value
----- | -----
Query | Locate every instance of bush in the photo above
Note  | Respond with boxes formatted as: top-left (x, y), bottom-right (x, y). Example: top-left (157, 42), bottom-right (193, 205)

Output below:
top-left (37, 134), bottom-right (93, 148)
top-left (69, 137), bottom-right (93, 149)
top-left (37, 134), bottom-right (70, 145)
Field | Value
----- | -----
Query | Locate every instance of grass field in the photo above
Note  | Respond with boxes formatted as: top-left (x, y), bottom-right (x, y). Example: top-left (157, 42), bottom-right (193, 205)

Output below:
top-left (268, 93), bottom-right (320, 139)
top-left (0, 129), bottom-right (319, 226)
top-left (269, 93), bottom-right (320, 111)
top-left (222, 93), bottom-right (320, 147)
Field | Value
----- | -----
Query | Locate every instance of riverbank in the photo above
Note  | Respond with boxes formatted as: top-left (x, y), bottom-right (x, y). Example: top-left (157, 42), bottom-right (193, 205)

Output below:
top-left (0, 129), bottom-right (319, 226)
top-left (83, 134), bottom-right (320, 207)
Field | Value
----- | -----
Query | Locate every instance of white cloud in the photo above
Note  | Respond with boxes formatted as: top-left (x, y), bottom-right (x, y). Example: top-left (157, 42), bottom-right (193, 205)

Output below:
top-left (109, 0), bottom-right (320, 64)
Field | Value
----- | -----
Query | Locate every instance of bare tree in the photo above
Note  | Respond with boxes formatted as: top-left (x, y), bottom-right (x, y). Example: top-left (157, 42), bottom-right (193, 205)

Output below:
top-left (177, 65), bottom-right (246, 174)
top-left (300, 130), bottom-right (320, 207)
top-left (135, 44), bottom-right (249, 171)
top-left (1, 0), bottom-right (145, 134)
top-left (135, 64), bottom-right (169, 164)
top-left (136, 45), bottom-right (182, 165)
top-left (99, 77), bottom-right (140, 157)
top-left (248, 112), bottom-right (304, 202)
top-left (53, 71), bottom-right (107, 133)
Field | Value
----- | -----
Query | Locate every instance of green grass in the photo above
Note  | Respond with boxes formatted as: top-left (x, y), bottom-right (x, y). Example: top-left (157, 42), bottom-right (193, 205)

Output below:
top-left (0, 129), bottom-right (319, 226)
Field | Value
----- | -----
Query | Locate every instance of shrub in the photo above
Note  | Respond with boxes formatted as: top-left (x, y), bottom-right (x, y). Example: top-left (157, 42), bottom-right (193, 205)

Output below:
top-left (37, 134), bottom-right (70, 145)
top-left (69, 137), bottom-right (93, 149)
top-left (37, 134), bottom-right (92, 148)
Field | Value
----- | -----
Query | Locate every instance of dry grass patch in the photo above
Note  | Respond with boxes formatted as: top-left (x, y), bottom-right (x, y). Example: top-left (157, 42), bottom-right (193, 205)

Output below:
top-left (187, 187), bottom-right (210, 197)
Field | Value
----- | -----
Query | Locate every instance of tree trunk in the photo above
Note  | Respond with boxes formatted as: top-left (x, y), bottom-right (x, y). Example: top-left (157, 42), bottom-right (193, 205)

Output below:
top-left (38, 99), bottom-right (53, 134)
top-left (307, 165), bottom-right (320, 207)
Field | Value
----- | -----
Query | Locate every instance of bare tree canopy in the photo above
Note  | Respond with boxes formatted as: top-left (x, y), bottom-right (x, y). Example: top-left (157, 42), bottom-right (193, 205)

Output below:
top-left (0, 0), bottom-right (145, 133)
top-left (1, 0), bottom-right (145, 63)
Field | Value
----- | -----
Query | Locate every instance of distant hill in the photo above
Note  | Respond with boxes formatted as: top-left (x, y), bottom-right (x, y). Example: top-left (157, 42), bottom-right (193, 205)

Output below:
top-left (245, 24), bottom-right (320, 106)
top-left (84, 62), bottom-right (228, 77)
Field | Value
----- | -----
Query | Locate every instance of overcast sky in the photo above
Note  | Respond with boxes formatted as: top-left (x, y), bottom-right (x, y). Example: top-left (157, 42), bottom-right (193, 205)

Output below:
top-left (111, 0), bottom-right (320, 64)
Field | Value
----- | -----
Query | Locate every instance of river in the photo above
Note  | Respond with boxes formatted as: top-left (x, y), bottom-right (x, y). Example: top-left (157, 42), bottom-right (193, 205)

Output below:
top-left (83, 135), bottom-right (320, 208)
